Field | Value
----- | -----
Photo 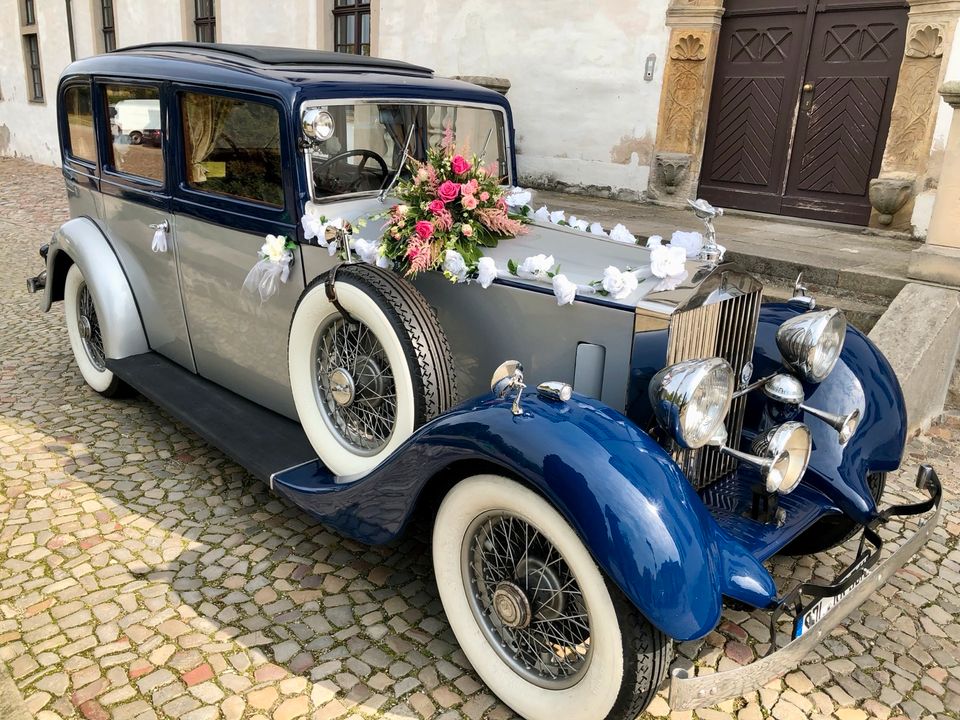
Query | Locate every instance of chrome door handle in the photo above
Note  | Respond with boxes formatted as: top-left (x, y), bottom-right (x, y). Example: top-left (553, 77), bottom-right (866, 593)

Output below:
top-left (149, 220), bottom-right (169, 233)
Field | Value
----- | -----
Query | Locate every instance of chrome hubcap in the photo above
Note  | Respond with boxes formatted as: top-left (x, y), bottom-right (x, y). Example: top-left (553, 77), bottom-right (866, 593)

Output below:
top-left (492, 582), bottom-right (532, 629)
top-left (78, 315), bottom-right (92, 341)
top-left (328, 368), bottom-right (355, 406)
top-left (77, 282), bottom-right (105, 372)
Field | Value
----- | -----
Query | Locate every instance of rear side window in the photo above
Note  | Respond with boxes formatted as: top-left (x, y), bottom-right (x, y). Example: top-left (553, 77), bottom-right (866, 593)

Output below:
top-left (63, 85), bottom-right (96, 163)
top-left (103, 85), bottom-right (164, 182)
top-left (181, 92), bottom-right (284, 207)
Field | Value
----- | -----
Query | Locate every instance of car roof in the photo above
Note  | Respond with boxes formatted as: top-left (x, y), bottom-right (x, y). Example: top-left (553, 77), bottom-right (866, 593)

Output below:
top-left (60, 43), bottom-right (509, 110)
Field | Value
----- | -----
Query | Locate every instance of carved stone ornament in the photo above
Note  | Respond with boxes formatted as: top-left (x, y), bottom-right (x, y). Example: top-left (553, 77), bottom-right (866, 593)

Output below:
top-left (905, 24), bottom-right (944, 59)
top-left (654, 152), bottom-right (692, 195)
top-left (868, 174), bottom-right (916, 225)
top-left (671, 33), bottom-right (708, 61)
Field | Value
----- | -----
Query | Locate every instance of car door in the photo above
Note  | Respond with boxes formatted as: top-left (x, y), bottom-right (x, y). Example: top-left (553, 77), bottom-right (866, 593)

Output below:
top-left (96, 79), bottom-right (195, 371)
top-left (171, 87), bottom-right (303, 419)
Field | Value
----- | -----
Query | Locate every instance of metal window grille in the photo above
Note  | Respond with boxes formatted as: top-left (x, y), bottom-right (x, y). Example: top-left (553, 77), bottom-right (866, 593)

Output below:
top-left (333, 0), bottom-right (371, 55)
top-left (101, 0), bottom-right (116, 52)
top-left (25, 34), bottom-right (43, 101)
top-left (194, 0), bottom-right (216, 43)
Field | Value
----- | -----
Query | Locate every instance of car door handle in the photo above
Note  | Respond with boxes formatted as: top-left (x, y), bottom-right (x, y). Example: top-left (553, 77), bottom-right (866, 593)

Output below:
top-left (149, 220), bottom-right (170, 233)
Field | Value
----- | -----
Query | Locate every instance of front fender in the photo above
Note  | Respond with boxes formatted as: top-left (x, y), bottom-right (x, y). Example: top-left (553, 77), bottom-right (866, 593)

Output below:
top-left (44, 217), bottom-right (148, 360)
top-left (274, 393), bottom-right (776, 641)
top-left (751, 304), bottom-right (907, 522)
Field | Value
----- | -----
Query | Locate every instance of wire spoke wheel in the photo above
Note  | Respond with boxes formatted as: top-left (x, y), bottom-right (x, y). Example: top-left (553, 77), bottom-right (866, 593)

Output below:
top-left (76, 281), bottom-right (106, 372)
top-left (313, 316), bottom-right (398, 454)
top-left (463, 510), bottom-right (593, 689)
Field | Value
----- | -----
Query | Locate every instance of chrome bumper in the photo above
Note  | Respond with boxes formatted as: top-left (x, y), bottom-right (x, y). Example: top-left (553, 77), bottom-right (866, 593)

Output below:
top-left (669, 464), bottom-right (943, 711)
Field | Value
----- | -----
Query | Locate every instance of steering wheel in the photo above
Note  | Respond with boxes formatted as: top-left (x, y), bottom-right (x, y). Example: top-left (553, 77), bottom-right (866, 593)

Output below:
top-left (314, 149), bottom-right (390, 194)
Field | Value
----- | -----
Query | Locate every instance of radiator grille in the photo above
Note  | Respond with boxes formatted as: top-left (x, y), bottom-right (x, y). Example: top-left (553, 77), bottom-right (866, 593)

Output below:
top-left (667, 287), bottom-right (762, 490)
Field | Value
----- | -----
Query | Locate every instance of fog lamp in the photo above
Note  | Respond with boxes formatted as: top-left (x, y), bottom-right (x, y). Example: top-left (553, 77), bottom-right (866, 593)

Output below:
top-left (749, 422), bottom-right (813, 494)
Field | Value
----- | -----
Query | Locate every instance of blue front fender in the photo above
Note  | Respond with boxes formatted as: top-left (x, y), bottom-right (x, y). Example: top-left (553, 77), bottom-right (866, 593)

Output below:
top-left (274, 393), bottom-right (775, 641)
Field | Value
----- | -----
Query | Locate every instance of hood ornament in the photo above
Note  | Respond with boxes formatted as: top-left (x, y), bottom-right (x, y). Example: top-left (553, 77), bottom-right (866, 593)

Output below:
top-left (688, 198), bottom-right (724, 263)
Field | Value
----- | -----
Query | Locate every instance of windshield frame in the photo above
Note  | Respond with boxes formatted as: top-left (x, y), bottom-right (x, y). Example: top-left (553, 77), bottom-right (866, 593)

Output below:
top-left (299, 97), bottom-right (513, 204)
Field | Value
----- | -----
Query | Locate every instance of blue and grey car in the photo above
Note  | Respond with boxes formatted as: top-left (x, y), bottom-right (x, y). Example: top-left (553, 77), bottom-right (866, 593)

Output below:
top-left (30, 42), bottom-right (941, 719)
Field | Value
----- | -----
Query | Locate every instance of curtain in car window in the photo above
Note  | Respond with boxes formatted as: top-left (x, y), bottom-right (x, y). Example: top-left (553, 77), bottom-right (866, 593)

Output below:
top-left (183, 94), bottom-right (232, 183)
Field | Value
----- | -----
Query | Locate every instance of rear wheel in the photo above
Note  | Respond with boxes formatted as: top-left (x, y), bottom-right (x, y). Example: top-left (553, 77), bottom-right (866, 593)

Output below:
top-left (64, 264), bottom-right (129, 398)
top-left (129, 130), bottom-right (143, 145)
top-left (433, 474), bottom-right (671, 720)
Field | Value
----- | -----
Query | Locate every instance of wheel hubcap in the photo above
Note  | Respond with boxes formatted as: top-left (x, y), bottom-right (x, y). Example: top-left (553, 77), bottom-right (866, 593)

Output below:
top-left (492, 582), bottom-right (531, 629)
top-left (328, 368), bottom-right (355, 406)
top-left (78, 315), bottom-right (92, 341)
top-left (76, 282), bottom-right (105, 372)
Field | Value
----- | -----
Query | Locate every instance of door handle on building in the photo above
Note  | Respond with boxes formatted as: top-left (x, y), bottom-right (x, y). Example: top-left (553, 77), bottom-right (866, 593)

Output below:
top-left (801, 82), bottom-right (815, 112)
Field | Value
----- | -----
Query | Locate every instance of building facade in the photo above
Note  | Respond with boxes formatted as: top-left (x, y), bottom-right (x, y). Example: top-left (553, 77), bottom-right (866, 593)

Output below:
top-left (1, 0), bottom-right (958, 237)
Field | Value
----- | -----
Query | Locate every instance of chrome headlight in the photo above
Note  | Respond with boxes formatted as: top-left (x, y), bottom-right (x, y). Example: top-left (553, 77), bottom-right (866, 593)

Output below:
top-left (649, 358), bottom-right (734, 449)
top-left (776, 308), bottom-right (846, 383)
top-left (750, 422), bottom-right (812, 494)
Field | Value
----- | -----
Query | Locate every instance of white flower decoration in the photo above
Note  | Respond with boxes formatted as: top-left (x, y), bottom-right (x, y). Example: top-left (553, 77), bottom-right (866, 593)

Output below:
top-left (548, 210), bottom-right (566, 225)
top-left (375, 246), bottom-right (392, 269)
top-left (552, 274), bottom-right (578, 306)
top-left (518, 253), bottom-right (556, 279)
top-left (650, 244), bottom-right (687, 279)
top-left (609, 223), bottom-right (637, 244)
top-left (505, 187), bottom-right (532, 208)
top-left (601, 266), bottom-right (639, 300)
top-left (670, 230), bottom-right (704, 259)
top-left (476, 257), bottom-right (498, 289)
top-left (350, 237), bottom-right (380, 265)
top-left (443, 249), bottom-right (469, 283)
top-left (568, 216), bottom-right (589, 232)
top-left (646, 235), bottom-right (663, 248)
top-left (261, 234), bottom-right (288, 264)
top-left (533, 205), bottom-right (551, 222)
top-left (589, 222), bottom-right (607, 236)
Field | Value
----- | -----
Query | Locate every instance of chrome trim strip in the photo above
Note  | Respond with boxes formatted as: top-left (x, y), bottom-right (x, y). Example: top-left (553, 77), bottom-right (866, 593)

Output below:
top-left (668, 466), bottom-right (943, 711)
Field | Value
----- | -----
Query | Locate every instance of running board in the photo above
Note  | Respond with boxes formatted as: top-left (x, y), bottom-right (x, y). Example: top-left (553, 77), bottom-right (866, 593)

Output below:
top-left (107, 353), bottom-right (319, 483)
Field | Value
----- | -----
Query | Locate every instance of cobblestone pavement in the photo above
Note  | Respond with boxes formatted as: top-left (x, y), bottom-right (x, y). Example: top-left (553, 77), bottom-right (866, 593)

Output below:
top-left (0, 156), bottom-right (958, 720)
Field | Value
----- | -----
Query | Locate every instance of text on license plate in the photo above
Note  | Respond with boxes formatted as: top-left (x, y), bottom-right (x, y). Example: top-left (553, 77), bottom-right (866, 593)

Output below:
top-left (793, 556), bottom-right (871, 639)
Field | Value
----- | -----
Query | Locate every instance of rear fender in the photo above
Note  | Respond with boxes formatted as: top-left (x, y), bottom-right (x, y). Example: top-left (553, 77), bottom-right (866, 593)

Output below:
top-left (274, 393), bottom-right (777, 641)
top-left (44, 217), bottom-right (148, 360)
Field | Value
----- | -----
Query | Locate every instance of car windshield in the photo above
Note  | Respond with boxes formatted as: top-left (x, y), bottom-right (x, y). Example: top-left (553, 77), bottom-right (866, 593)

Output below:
top-left (304, 101), bottom-right (507, 199)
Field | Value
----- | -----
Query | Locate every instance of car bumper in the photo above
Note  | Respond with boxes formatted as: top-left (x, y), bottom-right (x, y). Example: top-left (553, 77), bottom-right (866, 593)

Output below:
top-left (669, 464), bottom-right (943, 711)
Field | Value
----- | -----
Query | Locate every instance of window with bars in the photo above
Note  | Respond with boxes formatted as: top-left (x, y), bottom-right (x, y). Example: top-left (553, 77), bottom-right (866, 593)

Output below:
top-left (24, 34), bottom-right (43, 102)
top-left (194, 0), bottom-right (216, 43)
top-left (333, 0), bottom-right (371, 55)
top-left (100, 0), bottom-right (116, 52)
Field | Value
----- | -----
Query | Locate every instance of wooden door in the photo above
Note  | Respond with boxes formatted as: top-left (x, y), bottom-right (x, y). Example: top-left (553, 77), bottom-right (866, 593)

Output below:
top-left (698, 0), bottom-right (907, 225)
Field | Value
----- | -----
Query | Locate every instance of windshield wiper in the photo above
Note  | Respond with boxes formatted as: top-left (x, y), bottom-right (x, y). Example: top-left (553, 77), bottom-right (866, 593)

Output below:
top-left (478, 127), bottom-right (493, 164)
top-left (379, 121), bottom-right (417, 203)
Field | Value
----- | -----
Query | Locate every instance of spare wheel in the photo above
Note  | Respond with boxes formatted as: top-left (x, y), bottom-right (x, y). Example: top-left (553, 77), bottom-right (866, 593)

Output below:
top-left (288, 264), bottom-right (456, 476)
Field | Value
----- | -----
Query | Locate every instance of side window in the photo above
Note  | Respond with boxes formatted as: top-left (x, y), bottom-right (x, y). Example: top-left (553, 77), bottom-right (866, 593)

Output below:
top-left (103, 85), bottom-right (164, 182)
top-left (63, 85), bottom-right (96, 163)
top-left (181, 92), bottom-right (284, 207)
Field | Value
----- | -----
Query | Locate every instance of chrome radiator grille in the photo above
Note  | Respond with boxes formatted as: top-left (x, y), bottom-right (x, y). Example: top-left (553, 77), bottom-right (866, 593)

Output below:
top-left (666, 287), bottom-right (762, 490)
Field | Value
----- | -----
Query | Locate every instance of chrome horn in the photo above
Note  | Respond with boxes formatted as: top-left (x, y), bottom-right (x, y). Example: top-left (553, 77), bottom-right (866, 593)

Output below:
top-left (762, 374), bottom-right (860, 445)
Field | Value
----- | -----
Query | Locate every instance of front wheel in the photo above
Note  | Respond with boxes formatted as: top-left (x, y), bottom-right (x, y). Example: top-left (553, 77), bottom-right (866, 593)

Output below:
top-left (433, 475), bottom-right (671, 720)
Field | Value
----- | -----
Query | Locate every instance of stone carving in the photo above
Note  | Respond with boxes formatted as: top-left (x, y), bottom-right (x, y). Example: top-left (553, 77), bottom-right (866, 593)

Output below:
top-left (671, 33), bottom-right (708, 61)
top-left (905, 24), bottom-right (944, 59)
top-left (654, 152), bottom-right (691, 194)
top-left (869, 174), bottom-right (915, 225)
top-left (885, 55), bottom-right (942, 173)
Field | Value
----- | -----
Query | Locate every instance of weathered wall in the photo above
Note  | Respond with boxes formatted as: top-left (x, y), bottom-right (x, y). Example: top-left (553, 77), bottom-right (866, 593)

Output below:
top-left (377, 0), bottom-right (671, 199)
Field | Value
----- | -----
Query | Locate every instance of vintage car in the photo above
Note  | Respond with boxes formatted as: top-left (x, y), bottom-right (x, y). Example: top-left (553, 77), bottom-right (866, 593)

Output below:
top-left (30, 43), bottom-right (941, 719)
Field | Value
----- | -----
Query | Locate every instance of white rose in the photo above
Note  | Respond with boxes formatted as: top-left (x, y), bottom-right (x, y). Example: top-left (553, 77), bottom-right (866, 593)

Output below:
top-left (443, 249), bottom-right (468, 282)
top-left (670, 230), bottom-right (704, 259)
top-left (650, 244), bottom-right (687, 279)
top-left (609, 223), bottom-right (637, 244)
top-left (533, 205), bottom-right (551, 222)
top-left (300, 210), bottom-right (326, 242)
top-left (505, 187), bottom-right (532, 208)
top-left (261, 234), bottom-right (288, 264)
top-left (351, 237), bottom-right (379, 265)
top-left (646, 234), bottom-right (663, 248)
top-left (518, 253), bottom-right (555, 279)
top-left (396, 205), bottom-right (409, 217)
top-left (552, 273), bottom-right (578, 306)
top-left (548, 210), bottom-right (566, 225)
top-left (589, 222), bottom-right (607, 236)
top-left (476, 257), bottom-right (498, 288)
top-left (601, 266), bottom-right (639, 300)
top-left (568, 216), bottom-right (589, 232)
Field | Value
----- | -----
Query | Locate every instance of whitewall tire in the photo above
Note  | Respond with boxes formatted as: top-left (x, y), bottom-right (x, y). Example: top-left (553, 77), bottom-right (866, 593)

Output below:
top-left (64, 264), bottom-right (128, 398)
top-left (433, 475), bottom-right (670, 720)
top-left (288, 265), bottom-right (455, 477)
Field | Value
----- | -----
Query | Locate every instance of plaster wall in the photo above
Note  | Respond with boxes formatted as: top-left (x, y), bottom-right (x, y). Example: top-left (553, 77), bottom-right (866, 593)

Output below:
top-left (219, 2), bottom-right (317, 49)
top-left (113, 2), bottom-right (184, 48)
top-left (377, 0), bottom-right (671, 198)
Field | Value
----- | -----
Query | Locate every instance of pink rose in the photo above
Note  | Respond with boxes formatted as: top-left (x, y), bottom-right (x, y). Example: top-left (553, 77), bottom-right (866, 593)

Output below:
top-left (437, 180), bottom-right (459, 203)
top-left (451, 155), bottom-right (471, 175)
top-left (462, 194), bottom-right (478, 211)
top-left (496, 198), bottom-right (507, 211)
top-left (428, 199), bottom-right (445, 214)
top-left (462, 225), bottom-right (474, 238)
top-left (479, 191), bottom-right (490, 202)
top-left (414, 220), bottom-right (434, 240)
top-left (462, 179), bottom-right (479, 195)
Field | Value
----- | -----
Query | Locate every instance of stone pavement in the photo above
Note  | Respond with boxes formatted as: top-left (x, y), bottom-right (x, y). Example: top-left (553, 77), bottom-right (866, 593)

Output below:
top-left (0, 155), bottom-right (958, 720)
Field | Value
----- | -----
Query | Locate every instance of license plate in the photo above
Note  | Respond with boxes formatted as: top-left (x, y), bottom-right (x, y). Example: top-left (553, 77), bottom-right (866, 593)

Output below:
top-left (793, 554), bottom-right (872, 639)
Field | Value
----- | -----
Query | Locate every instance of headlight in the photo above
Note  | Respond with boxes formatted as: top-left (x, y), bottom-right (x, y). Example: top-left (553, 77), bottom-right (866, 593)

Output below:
top-left (649, 358), bottom-right (734, 449)
top-left (776, 308), bottom-right (846, 383)
top-left (750, 422), bottom-right (812, 494)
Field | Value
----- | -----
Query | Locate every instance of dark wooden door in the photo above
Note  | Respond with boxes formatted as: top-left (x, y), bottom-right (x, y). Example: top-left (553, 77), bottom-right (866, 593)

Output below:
top-left (698, 0), bottom-right (907, 225)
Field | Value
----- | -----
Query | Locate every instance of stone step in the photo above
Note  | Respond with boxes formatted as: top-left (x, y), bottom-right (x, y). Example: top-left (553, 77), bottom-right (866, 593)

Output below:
top-left (759, 277), bottom-right (888, 334)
